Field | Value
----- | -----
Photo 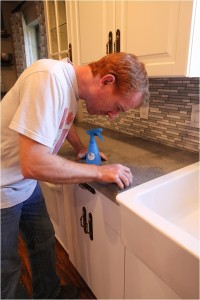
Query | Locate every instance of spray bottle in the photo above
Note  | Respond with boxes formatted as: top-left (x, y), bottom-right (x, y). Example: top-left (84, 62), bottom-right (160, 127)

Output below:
top-left (86, 128), bottom-right (104, 165)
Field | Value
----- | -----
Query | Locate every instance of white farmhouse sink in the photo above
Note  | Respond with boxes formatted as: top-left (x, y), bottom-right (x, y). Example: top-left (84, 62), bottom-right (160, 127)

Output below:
top-left (117, 162), bottom-right (199, 299)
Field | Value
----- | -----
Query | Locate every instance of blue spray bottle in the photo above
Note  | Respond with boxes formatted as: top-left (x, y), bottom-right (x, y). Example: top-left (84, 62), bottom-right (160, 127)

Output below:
top-left (86, 128), bottom-right (104, 165)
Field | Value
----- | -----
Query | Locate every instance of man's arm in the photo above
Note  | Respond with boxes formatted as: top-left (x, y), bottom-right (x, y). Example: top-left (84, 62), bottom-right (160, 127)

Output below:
top-left (66, 125), bottom-right (88, 160)
top-left (19, 134), bottom-right (132, 190)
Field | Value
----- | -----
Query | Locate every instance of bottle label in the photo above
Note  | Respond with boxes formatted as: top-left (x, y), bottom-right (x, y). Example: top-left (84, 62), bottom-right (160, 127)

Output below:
top-left (87, 152), bottom-right (95, 161)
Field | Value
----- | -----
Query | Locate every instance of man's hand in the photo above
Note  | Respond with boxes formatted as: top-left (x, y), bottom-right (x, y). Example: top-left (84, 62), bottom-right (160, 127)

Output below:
top-left (97, 164), bottom-right (133, 190)
top-left (76, 147), bottom-right (108, 161)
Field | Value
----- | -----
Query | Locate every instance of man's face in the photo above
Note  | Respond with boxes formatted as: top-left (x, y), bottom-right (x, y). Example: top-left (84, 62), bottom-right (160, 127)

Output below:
top-left (85, 85), bottom-right (143, 120)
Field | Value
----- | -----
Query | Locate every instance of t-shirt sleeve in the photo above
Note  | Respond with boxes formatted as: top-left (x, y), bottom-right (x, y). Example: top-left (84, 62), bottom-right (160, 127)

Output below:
top-left (9, 71), bottom-right (64, 148)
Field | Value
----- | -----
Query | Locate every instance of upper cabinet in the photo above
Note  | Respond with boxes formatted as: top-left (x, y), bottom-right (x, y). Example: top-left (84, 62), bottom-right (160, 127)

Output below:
top-left (118, 0), bottom-right (199, 77)
top-left (71, 0), bottom-right (200, 77)
top-left (44, 0), bottom-right (75, 61)
top-left (71, 1), bottom-right (115, 65)
top-left (44, 0), bottom-right (199, 77)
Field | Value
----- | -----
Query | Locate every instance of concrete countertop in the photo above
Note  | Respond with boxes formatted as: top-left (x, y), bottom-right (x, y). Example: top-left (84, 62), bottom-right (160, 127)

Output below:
top-left (58, 122), bottom-right (199, 203)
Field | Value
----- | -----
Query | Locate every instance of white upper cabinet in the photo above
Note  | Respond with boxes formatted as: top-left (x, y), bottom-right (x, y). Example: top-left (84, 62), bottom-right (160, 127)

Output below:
top-left (118, 0), bottom-right (199, 77)
top-left (72, 1), bottom-right (115, 65)
top-left (44, 0), bottom-right (75, 61)
top-left (71, 0), bottom-right (199, 77)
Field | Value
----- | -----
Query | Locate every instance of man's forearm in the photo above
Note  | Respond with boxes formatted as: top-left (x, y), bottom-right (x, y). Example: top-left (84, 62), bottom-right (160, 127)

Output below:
top-left (66, 125), bottom-right (86, 154)
top-left (19, 134), bottom-right (99, 184)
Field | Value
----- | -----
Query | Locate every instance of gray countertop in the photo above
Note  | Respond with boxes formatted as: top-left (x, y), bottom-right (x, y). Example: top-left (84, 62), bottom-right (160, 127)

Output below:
top-left (58, 122), bottom-right (199, 203)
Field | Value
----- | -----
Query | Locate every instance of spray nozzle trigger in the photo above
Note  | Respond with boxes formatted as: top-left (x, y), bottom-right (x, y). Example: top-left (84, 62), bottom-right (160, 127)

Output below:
top-left (86, 128), bottom-right (104, 141)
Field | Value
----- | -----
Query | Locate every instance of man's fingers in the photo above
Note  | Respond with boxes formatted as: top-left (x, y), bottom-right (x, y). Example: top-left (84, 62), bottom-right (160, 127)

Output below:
top-left (98, 164), bottom-right (133, 189)
top-left (99, 151), bottom-right (108, 161)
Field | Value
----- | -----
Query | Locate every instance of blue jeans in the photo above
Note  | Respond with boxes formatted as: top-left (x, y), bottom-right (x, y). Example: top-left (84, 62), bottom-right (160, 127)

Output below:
top-left (1, 183), bottom-right (61, 299)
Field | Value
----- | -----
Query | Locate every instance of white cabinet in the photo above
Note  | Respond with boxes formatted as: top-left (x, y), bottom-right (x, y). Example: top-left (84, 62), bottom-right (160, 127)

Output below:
top-left (44, 0), bottom-right (76, 61)
top-left (69, 183), bottom-right (124, 299)
top-left (39, 182), bottom-right (69, 252)
top-left (72, 1), bottom-right (115, 65)
top-left (118, 0), bottom-right (199, 77)
top-left (39, 179), bottom-right (196, 299)
top-left (73, 0), bottom-right (200, 77)
top-left (43, 0), bottom-right (200, 74)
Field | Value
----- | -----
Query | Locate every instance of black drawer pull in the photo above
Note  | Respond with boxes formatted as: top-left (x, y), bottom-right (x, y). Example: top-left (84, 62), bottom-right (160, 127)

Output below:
top-left (79, 183), bottom-right (96, 194)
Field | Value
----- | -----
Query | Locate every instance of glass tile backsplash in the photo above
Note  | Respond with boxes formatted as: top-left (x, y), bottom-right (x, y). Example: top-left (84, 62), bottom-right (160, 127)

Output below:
top-left (82, 78), bottom-right (199, 153)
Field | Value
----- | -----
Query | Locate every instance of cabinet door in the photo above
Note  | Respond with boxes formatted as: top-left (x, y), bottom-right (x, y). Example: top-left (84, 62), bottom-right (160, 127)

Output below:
top-left (74, 1), bottom-right (115, 65)
top-left (44, 0), bottom-right (74, 60)
top-left (71, 184), bottom-right (124, 299)
top-left (40, 182), bottom-right (68, 252)
top-left (119, 0), bottom-right (193, 76)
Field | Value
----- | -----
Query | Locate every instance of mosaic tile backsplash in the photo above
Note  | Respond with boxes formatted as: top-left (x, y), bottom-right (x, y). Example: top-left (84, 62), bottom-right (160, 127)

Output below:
top-left (81, 77), bottom-right (199, 153)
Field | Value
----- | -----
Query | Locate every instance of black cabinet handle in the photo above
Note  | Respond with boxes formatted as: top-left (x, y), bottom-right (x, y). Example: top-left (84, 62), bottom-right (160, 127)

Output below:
top-left (114, 29), bottom-right (120, 53)
top-left (106, 31), bottom-right (113, 54)
top-left (88, 212), bottom-right (93, 241)
top-left (79, 183), bottom-right (96, 194)
top-left (80, 207), bottom-right (93, 241)
top-left (80, 206), bottom-right (87, 233)
top-left (68, 43), bottom-right (72, 62)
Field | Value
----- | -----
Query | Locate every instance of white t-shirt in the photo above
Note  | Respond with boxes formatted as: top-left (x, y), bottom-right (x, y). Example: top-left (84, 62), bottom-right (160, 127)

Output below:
top-left (1, 59), bottom-right (78, 208)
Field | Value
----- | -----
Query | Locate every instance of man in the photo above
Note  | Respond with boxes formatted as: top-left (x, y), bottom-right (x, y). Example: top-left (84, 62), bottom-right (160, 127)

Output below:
top-left (1, 52), bottom-right (149, 299)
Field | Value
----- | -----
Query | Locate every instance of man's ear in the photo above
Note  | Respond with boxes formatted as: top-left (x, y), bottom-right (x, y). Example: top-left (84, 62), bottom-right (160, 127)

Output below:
top-left (101, 74), bottom-right (115, 86)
